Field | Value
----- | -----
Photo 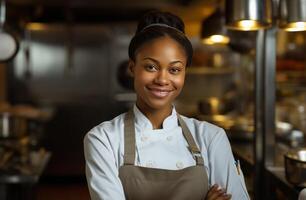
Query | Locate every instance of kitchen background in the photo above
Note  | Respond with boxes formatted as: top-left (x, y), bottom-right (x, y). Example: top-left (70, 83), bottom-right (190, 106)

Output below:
top-left (0, 0), bottom-right (306, 199)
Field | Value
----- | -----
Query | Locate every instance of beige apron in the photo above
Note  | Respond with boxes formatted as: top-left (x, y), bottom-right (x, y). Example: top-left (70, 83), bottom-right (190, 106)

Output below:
top-left (119, 111), bottom-right (209, 200)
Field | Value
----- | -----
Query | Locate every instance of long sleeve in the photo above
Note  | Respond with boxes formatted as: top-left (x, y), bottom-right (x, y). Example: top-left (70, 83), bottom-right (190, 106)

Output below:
top-left (208, 128), bottom-right (250, 200)
top-left (84, 131), bottom-right (126, 200)
top-left (84, 108), bottom-right (250, 200)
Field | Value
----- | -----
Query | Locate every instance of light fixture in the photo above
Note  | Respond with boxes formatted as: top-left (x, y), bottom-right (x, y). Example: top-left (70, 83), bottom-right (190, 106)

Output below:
top-left (279, 0), bottom-right (306, 32)
top-left (201, 8), bottom-right (230, 45)
top-left (225, 0), bottom-right (272, 31)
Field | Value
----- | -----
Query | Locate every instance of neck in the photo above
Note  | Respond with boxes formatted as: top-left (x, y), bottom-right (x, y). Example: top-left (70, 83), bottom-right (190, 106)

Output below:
top-left (136, 103), bottom-right (172, 129)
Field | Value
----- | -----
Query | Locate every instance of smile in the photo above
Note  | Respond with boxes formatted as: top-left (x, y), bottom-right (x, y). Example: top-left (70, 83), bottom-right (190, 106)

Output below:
top-left (147, 87), bottom-right (173, 98)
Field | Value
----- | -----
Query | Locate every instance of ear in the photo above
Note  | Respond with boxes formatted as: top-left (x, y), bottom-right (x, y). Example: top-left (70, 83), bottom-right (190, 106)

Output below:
top-left (128, 59), bottom-right (135, 77)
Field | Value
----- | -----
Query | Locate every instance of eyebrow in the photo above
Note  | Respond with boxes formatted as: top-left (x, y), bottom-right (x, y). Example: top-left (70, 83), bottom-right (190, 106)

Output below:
top-left (143, 57), bottom-right (184, 65)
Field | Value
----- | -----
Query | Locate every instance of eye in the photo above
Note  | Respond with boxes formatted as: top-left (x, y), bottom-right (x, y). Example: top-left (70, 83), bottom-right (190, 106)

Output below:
top-left (145, 64), bottom-right (158, 72)
top-left (169, 67), bottom-right (182, 74)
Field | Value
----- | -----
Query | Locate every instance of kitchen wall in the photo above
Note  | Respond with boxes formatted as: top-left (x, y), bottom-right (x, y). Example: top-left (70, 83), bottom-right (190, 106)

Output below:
top-left (2, 0), bottom-right (249, 181)
top-left (7, 23), bottom-right (137, 178)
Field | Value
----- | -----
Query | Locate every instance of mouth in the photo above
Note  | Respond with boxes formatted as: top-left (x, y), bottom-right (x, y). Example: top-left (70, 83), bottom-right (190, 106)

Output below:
top-left (146, 87), bottom-right (173, 98)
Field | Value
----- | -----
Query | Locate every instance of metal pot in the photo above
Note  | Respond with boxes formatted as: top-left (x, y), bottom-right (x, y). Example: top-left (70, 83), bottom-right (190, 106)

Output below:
top-left (0, 30), bottom-right (19, 62)
top-left (0, 0), bottom-right (19, 62)
top-left (284, 148), bottom-right (306, 187)
top-left (0, 112), bottom-right (27, 138)
top-left (227, 30), bottom-right (257, 54)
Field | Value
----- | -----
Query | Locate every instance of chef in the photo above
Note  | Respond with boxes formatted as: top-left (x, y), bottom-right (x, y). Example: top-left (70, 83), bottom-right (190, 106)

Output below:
top-left (84, 10), bottom-right (250, 200)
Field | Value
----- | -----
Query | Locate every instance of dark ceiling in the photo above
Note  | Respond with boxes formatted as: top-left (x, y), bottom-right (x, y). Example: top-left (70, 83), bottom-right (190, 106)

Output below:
top-left (6, 0), bottom-right (218, 24)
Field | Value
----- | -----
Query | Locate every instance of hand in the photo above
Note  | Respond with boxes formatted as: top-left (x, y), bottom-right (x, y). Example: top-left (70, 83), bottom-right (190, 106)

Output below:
top-left (205, 184), bottom-right (232, 200)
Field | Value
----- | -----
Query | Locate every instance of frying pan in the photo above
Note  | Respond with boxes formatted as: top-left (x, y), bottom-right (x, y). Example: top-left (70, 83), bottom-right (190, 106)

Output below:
top-left (0, 0), bottom-right (19, 62)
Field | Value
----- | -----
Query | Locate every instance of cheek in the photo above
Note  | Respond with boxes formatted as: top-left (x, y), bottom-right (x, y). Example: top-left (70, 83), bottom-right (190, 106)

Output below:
top-left (133, 71), bottom-right (150, 88)
top-left (173, 75), bottom-right (185, 89)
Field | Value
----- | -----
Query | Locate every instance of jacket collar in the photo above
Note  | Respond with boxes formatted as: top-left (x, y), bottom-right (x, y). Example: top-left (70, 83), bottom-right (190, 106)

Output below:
top-left (133, 104), bottom-right (178, 131)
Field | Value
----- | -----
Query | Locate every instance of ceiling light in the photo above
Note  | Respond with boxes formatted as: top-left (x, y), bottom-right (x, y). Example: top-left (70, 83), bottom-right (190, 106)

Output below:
top-left (279, 0), bottom-right (306, 32)
top-left (201, 8), bottom-right (230, 45)
top-left (225, 0), bottom-right (272, 31)
top-left (202, 35), bottom-right (230, 45)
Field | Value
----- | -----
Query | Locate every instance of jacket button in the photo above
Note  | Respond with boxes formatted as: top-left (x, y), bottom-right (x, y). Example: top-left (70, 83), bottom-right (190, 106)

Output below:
top-left (141, 136), bottom-right (148, 142)
top-left (146, 160), bottom-right (155, 168)
top-left (176, 161), bottom-right (184, 169)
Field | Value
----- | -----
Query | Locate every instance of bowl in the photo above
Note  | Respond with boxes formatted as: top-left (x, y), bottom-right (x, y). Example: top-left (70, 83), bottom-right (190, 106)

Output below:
top-left (284, 148), bottom-right (306, 187)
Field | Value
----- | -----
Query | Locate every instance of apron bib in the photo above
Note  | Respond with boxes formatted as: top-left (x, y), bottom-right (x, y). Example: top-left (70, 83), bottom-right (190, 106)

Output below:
top-left (119, 111), bottom-right (209, 200)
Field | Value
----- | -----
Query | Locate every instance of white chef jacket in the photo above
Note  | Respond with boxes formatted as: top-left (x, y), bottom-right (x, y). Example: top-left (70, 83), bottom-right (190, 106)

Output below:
top-left (84, 105), bottom-right (250, 200)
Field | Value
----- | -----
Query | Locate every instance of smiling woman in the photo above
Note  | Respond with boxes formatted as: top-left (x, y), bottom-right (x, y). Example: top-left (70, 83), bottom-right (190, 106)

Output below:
top-left (130, 36), bottom-right (186, 125)
top-left (84, 10), bottom-right (250, 200)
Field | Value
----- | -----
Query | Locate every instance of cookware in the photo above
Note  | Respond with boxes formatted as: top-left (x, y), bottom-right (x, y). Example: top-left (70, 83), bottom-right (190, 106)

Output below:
top-left (0, 112), bottom-right (27, 138)
top-left (284, 148), bottom-right (306, 187)
top-left (0, 103), bottom-right (52, 139)
top-left (0, 0), bottom-right (19, 62)
top-left (227, 30), bottom-right (256, 54)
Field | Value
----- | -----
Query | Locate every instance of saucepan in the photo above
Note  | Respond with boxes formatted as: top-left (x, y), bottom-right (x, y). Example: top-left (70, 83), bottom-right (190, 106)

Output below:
top-left (284, 148), bottom-right (306, 187)
top-left (0, 0), bottom-right (19, 62)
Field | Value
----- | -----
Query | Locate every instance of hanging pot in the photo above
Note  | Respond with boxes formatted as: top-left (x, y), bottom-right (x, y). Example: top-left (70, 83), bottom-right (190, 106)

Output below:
top-left (227, 30), bottom-right (257, 54)
top-left (0, 29), bottom-right (19, 62)
top-left (0, 0), bottom-right (19, 62)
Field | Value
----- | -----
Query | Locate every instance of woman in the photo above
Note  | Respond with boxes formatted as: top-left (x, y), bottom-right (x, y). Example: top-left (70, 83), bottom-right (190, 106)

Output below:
top-left (84, 10), bottom-right (250, 200)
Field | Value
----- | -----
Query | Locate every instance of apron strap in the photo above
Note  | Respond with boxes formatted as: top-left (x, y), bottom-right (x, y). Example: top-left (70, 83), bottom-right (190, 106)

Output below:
top-left (123, 110), bottom-right (136, 165)
top-left (123, 109), bottom-right (204, 166)
top-left (177, 115), bottom-right (204, 166)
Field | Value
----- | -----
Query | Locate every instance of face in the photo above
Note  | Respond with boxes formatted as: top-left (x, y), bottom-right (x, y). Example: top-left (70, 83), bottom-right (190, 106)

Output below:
top-left (130, 36), bottom-right (187, 112)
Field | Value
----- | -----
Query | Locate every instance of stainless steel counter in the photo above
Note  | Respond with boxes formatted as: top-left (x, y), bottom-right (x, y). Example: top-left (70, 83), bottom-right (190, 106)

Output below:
top-left (231, 141), bottom-right (301, 199)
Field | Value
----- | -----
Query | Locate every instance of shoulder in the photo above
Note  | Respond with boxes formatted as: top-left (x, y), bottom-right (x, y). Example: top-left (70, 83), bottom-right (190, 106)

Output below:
top-left (180, 115), bottom-right (225, 137)
top-left (179, 115), bottom-right (228, 148)
top-left (84, 112), bottom-right (126, 145)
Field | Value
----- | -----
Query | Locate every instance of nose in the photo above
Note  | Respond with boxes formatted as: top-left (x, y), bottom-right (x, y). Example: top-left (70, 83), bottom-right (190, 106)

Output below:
top-left (154, 70), bottom-right (169, 85)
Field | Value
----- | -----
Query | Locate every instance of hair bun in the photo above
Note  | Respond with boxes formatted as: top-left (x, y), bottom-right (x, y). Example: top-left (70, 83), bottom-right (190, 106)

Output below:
top-left (136, 10), bottom-right (185, 34)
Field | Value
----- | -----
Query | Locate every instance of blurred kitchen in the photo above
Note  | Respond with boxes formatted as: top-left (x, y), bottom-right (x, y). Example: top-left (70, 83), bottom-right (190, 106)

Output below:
top-left (0, 0), bottom-right (306, 199)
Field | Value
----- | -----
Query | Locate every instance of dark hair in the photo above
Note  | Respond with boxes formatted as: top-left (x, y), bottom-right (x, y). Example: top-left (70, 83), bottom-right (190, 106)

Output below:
top-left (128, 10), bottom-right (193, 67)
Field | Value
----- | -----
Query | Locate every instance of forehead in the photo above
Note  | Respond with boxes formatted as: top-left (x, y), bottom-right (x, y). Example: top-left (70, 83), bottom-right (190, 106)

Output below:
top-left (136, 36), bottom-right (187, 60)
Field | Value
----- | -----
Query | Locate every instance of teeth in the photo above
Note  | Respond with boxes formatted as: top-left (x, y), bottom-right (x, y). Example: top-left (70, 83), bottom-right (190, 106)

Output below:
top-left (150, 89), bottom-right (170, 98)
top-left (159, 91), bottom-right (168, 95)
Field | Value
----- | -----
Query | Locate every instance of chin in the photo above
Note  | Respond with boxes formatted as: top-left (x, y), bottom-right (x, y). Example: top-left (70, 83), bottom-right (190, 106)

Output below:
top-left (136, 92), bottom-right (179, 111)
top-left (145, 99), bottom-right (174, 111)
